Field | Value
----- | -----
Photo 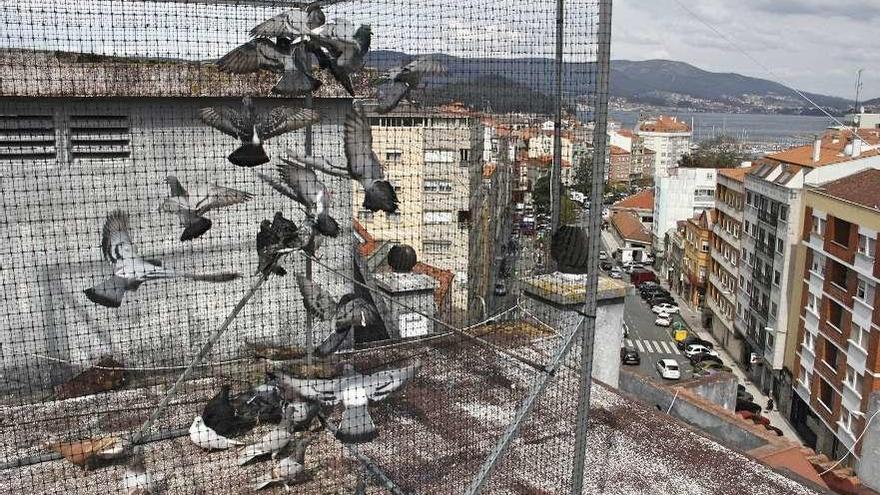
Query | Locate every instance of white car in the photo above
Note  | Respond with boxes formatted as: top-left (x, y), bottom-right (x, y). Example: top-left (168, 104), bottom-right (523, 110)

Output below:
top-left (656, 359), bottom-right (681, 380)
top-left (684, 344), bottom-right (719, 359)
top-left (652, 303), bottom-right (680, 314)
top-left (655, 316), bottom-right (672, 327)
top-left (599, 250), bottom-right (608, 260)
top-left (610, 267), bottom-right (623, 279)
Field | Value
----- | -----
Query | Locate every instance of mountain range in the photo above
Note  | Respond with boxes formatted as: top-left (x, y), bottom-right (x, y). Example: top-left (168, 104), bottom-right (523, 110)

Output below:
top-left (367, 51), bottom-right (858, 115)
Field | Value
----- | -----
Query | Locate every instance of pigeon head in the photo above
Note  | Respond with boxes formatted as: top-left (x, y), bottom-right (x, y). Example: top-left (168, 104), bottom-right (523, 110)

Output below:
top-left (315, 213), bottom-right (340, 238)
top-left (354, 25), bottom-right (372, 51)
top-left (363, 180), bottom-right (399, 213)
top-left (305, 3), bottom-right (325, 29)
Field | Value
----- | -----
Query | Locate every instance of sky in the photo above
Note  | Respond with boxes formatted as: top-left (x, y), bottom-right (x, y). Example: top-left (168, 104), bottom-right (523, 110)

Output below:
top-left (612, 0), bottom-right (879, 100)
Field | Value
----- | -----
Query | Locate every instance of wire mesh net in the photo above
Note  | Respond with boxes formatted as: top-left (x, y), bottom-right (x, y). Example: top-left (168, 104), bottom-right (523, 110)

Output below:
top-left (0, 0), bottom-right (604, 493)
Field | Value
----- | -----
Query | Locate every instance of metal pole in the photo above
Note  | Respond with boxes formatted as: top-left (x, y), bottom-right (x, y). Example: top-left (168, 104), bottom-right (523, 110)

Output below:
top-left (550, 0), bottom-right (565, 233)
top-left (304, 94), bottom-right (314, 369)
top-left (570, 0), bottom-right (612, 493)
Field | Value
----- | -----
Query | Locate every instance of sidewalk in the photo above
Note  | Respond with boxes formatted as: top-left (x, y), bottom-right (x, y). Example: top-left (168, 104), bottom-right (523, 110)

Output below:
top-left (654, 274), bottom-right (805, 444)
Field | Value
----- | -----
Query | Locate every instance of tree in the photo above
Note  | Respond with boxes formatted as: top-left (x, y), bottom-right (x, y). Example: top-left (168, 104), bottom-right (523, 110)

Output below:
top-left (572, 154), bottom-right (593, 196)
top-left (678, 136), bottom-right (745, 169)
top-left (532, 173), bottom-right (578, 225)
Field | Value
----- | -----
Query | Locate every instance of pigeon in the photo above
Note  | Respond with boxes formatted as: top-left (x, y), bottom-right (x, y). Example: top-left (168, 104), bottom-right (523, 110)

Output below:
top-left (233, 383), bottom-right (285, 425)
top-left (276, 360), bottom-right (420, 443)
top-left (314, 294), bottom-right (377, 357)
top-left (295, 274), bottom-right (336, 320)
top-left (122, 448), bottom-right (162, 495)
top-left (203, 384), bottom-right (255, 436)
top-left (237, 420), bottom-right (294, 466)
top-left (84, 211), bottom-right (240, 308)
top-left (256, 212), bottom-right (303, 277)
top-left (343, 106), bottom-right (399, 213)
top-left (189, 416), bottom-right (244, 450)
top-left (375, 56), bottom-right (447, 114)
top-left (283, 399), bottom-right (321, 431)
top-left (199, 96), bottom-right (319, 167)
top-left (249, 3), bottom-right (326, 39)
top-left (309, 20), bottom-right (371, 96)
top-left (259, 155), bottom-right (340, 237)
top-left (218, 39), bottom-right (321, 96)
top-left (251, 435), bottom-right (312, 491)
top-left (159, 176), bottom-right (253, 241)
top-left (45, 436), bottom-right (125, 467)
top-left (301, 223), bottom-right (324, 258)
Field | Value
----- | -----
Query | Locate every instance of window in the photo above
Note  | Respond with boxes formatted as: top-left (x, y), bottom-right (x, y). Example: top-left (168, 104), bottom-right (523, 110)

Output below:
top-left (803, 331), bottom-right (815, 353)
top-left (773, 270), bottom-right (781, 286)
top-left (828, 300), bottom-right (845, 330)
top-left (819, 379), bottom-right (834, 411)
top-left (777, 238), bottom-right (784, 253)
top-left (770, 302), bottom-right (778, 318)
top-left (357, 209), bottom-right (374, 221)
top-left (779, 205), bottom-right (788, 221)
top-left (741, 247), bottom-right (747, 260)
top-left (799, 364), bottom-right (811, 388)
top-left (69, 115), bottom-right (131, 159)
top-left (824, 339), bottom-right (839, 369)
top-left (384, 150), bottom-right (402, 162)
top-left (812, 215), bottom-right (824, 236)
top-left (423, 240), bottom-right (451, 254)
top-left (858, 233), bottom-right (877, 258)
top-left (748, 252), bottom-right (754, 266)
top-left (701, 241), bottom-right (709, 252)
top-left (424, 149), bottom-right (456, 163)
top-left (845, 366), bottom-right (864, 396)
top-left (747, 191), bottom-right (753, 206)
top-left (423, 179), bottom-right (453, 193)
top-left (841, 408), bottom-right (858, 438)
top-left (832, 217), bottom-right (852, 246)
top-left (459, 148), bottom-right (471, 163)
top-left (828, 260), bottom-right (848, 289)
top-left (423, 211), bottom-right (453, 224)
top-left (856, 278), bottom-right (868, 301)
top-left (744, 220), bottom-right (751, 236)
top-left (851, 323), bottom-right (869, 350)
top-left (806, 293), bottom-right (818, 314)
top-left (739, 275), bottom-right (745, 287)
top-left (0, 114), bottom-right (56, 160)
top-left (457, 210), bottom-right (471, 230)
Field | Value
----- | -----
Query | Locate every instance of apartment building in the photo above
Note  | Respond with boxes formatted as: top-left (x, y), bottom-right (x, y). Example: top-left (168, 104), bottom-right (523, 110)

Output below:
top-left (707, 167), bottom-right (754, 358)
top-left (635, 115), bottom-right (692, 178)
top-left (791, 168), bottom-right (880, 463)
top-left (682, 210), bottom-right (714, 310)
top-left (608, 145), bottom-right (632, 185)
top-left (360, 109), bottom-right (483, 309)
top-left (653, 167), bottom-right (718, 265)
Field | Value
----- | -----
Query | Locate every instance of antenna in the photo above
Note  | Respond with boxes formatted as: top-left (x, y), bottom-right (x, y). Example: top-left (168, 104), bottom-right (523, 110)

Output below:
top-left (854, 68), bottom-right (865, 114)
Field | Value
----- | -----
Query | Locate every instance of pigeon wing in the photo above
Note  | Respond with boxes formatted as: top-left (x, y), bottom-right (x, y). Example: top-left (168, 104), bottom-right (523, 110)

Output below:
top-left (362, 360), bottom-right (421, 402)
top-left (296, 274), bottom-right (337, 320)
top-left (101, 210), bottom-right (136, 262)
top-left (343, 107), bottom-right (384, 183)
top-left (199, 105), bottom-right (249, 138)
top-left (375, 81), bottom-right (410, 114)
top-left (277, 158), bottom-right (322, 208)
top-left (256, 106), bottom-right (319, 140)
top-left (195, 184), bottom-right (253, 215)
top-left (276, 373), bottom-right (343, 405)
top-left (249, 9), bottom-right (311, 38)
top-left (217, 38), bottom-right (285, 73)
top-left (166, 176), bottom-right (188, 197)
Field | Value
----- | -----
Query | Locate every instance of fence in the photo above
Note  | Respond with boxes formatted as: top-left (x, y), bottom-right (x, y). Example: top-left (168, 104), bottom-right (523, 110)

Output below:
top-left (0, 0), bottom-right (610, 493)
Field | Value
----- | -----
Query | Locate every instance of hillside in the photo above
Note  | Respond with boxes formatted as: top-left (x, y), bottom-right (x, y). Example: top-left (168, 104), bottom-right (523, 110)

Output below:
top-left (366, 51), bottom-right (853, 115)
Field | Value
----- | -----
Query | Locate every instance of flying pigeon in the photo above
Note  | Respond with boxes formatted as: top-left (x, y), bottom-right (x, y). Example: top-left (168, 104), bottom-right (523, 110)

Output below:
top-left (375, 56), bottom-right (447, 114)
top-left (276, 360), bottom-right (420, 443)
top-left (309, 20), bottom-right (371, 96)
top-left (189, 416), bottom-right (245, 450)
top-left (295, 274), bottom-right (336, 321)
top-left (199, 96), bottom-right (319, 167)
top-left (252, 435), bottom-right (313, 491)
top-left (258, 155), bottom-right (341, 237)
top-left (203, 384), bottom-right (255, 437)
top-left (159, 176), bottom-right (252, 241)
top-left (256, 212), bottom-right (304, 277)
top-left (343, 106), bottom-right (399, 213)
top-left (249, 3), bottom-right (326, 39)
top-left (314, 294), bottom-right (377, 357)
top-left (84, 211), bottom-right (240, 308)
top-left (122, 448), bottom-right (162, 495)
top-left (218, 39), bottom-right (321, 96)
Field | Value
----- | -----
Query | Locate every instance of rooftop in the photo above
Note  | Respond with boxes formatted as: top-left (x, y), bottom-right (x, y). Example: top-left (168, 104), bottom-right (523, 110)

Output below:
top-left (611, 189), bottom-right (654, 211)
top-left (813, 168), bottom-right (880, 212)
top-left (610, 145), bottom-right (630, 156)
top-left (765, 129), bottom-right (880, 168)
top-left (718, 165), bottom-right (757, 182)
top-left (637, 115), bottom-right (691, 134)
top-left (611, 210), bottom-right (653, 244)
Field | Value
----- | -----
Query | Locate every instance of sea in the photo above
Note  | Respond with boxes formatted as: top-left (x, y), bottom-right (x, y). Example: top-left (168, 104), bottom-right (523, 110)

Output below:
top-left (608, 110), bottom-right (836, 146)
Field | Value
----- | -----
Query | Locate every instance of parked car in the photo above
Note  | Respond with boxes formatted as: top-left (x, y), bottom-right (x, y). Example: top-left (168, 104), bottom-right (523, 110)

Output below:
top-left (735, 399), bottom-right (762, 414)
top-left (630, 269), bottom-right (658, 287)
top-left (623, 322), bottom-right (630, 339)
top-left (599, 250), bottom-right (608, 260)
top-left (637, 280), bottom-right (660, 289)
top-left (609, 267), bottom-right (623, 279)
top-left (737, 385), bottom-right (754, 403)
top-left (655, 316), bottom-right (672, 327)
top-left (656, 359), bottom-right (681, 380)
top-left (652, 303), bottom-right (680, 315)
top-left (620, 346), bottom-right (641, 365)
top-left (693, 361), bottom-right (732, 374)
top-left (623, 263), bottom-right (645, 274)
top-left (494, 280), bottom-right (508, 296)
top-left (676, 336), bottom-right (713, 351)
top-left (600, 261), bottom-right (614, 271)
top-left (684, 344), bottom-right (718, 359)
top-left (646, 295), bottom-right (676, 306)
top-left (641, 287), bottom-right (669, 298)
top-left (689, 353), bottom-right (724, 366)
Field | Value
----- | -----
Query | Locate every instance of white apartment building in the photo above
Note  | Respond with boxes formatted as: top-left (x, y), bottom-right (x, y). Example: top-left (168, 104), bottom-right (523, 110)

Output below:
top-left (653, 167), bottom-right (718, 262)
top-left (635, 115), bottom-right (692, 178)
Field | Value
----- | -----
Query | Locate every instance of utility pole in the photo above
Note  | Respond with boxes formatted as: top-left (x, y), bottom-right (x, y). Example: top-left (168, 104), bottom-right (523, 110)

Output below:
top-left (570, 0), bottom-right (612, 492)
top-left (550, 0), bottom-right (565, 233)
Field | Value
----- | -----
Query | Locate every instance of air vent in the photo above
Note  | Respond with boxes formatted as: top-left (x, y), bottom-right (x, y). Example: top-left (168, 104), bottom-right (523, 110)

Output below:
top-left (0, 114), bottom-right (56, 161)
top-left (69, 115), bottom-right (131, 160)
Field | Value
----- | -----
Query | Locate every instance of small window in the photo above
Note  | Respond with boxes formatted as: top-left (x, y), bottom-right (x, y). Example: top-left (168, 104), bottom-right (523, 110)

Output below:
top-left (69, 115), bottom-right (131, 160)
top-left (851, 323), bottom-right (869, 349)
top-left (799, 364), bottom-right (810, 388)
top-left (0, 114), bottom-right (56, 161)
top-left (423, 179), bottom-right (453, 193)
top-left (803, 331), bottom-right (815, 352)
top-left (819, 379), bottom-right (834, 410)
top-left (457, 210), bottom-right (470, 230)
top-left (777, 238), bottom-right (784, 253)
top-left (806, 293), bottom-right (818, 313)
top-left (774, 270), bottom-right (781, 286)
top-left (845, 366), bottom-right (864, 396)
top-left (856, 279), bottom-right (868, 301)
top-left (828, 300), bottom-right (845, 330)
top-left (385, 151), bottom-right (402, 162)
top-left (858, 234), bottom-right (877, 258)
top-left (770, 302), bottom-right (778, 318)
top-left (357, 209), bottom-right (374, 221)
top-left (423, 210), bottom-right (453, 224)
top-left (423, 240), bottom-right (452, 254)
top-left (779, 205), bottom-right (788, 221)
top-left (459, 148), bottom-right (471, 163)
top-left (825, 340), bottom-right (839, 369)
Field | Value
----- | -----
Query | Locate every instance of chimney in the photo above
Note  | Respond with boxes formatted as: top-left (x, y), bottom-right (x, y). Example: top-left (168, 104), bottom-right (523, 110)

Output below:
top-left (812, 136), bottom-right (822, 163)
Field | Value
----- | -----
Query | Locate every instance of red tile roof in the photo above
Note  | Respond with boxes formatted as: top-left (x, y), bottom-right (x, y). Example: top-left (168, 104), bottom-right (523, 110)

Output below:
top-left (611, 211), bottom-right (652, 243)
top-left (610, 145), bottom-right (630, 156)
top-left (638, 116), bottom-right (691, 133)
top-left (353, 219), bottom-right (379, 257)
top-left (616, 129), bottom-right (634, 138)
top-left (612, 189), bottom-right (654, 211)
top-left (718, 166), bottom-right (757, 182)
top-left (766, 129), bottom-right (880, 168)
top-left (814, 168), bottom-right (880, 211)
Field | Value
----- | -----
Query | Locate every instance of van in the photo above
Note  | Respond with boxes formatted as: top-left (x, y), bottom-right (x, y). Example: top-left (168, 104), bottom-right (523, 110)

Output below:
top-left (630, 269), bottom-right (658, 286)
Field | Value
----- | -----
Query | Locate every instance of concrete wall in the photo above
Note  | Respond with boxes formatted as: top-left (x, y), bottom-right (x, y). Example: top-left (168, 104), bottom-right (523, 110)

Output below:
top-left (653, 167), bottom-right (718, 253)
top-left (0, 97), bottom-right (354, 393)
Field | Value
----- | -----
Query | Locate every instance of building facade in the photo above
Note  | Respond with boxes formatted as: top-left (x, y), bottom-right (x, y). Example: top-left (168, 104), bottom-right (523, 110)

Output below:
top-left (635, 115), bottom-right (692, 179)
top-left (682, 210), bottom-right (714, 310)
top-left (608, 145), bottom-right (632, 185)
top-left (707, 167), bottom-right (753, 359)
top-left (653, 167), bottom-right (718, 267)
top-left (791, 169), bottom-right (880, 465)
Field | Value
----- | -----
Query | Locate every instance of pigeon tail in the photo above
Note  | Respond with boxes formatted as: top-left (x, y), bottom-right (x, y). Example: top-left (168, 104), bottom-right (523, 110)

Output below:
top-left (363, 180), bottom-right (399, 213)
top-left (313, 328), bottom-right (350, 357)
top-left (184, 272), bottom-right (241, 283)
top-left (315, 213), bottom-right (340, 238)
top-left (335, 403), bottom-right (377, 444)
top-left (272, 71), bottom-right (321, 96)
top-left (84, 276), bottom-right (133, 308)
top-left (228, 143), bottom-right (270, 167)
top-left (180, 216), bottom-right (213, 241)
top-left (375, 81), bottom-right (409, 114)
top-left (252, 474), bottom-right (278, 491)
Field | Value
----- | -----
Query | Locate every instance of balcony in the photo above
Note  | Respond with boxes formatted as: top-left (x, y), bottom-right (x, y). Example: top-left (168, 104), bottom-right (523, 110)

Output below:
top-left (712, 224), bottom-right (739, 248)
top-left (709, 272), bottom-right (736, 305)
top-left (710, 248), bottom-right (736, 274)
top-left (751, 265), bottom-right (772, 289)
top-left (757, 208), bottom-right (778, 227)
top-left (715, 200), bottom-right (741, 220)
top-left (706, 293), bottom-right (734, 330)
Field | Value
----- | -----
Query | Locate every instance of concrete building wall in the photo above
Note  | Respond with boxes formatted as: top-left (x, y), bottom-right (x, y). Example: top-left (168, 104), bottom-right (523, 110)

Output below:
top-left (0, 97), bottom-right (354, 391)
top-left (637, 130), bottom-right (691, 178)
top-left (653, 167), bottom-right (718, 254)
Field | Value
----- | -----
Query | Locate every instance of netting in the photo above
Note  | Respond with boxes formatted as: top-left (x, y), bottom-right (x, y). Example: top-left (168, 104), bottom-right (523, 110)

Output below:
top-left (0, 0), bottom-right (606, 493)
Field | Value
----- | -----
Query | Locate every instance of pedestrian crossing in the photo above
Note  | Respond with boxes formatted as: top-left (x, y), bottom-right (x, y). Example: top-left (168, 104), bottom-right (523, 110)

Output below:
top-left (625, 339), bottom-right (679, 355)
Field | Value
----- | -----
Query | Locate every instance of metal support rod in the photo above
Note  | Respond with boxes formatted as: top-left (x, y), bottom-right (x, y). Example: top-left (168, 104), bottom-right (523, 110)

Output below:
top-left (550, 0), bottom-right (565, 233)
top-left (462, 316), bottom-right (585, 495)
top-left (129, 272), bottom-right (270, 447)
top-left (570, 0), bottom-right (612, 493)
top-left (304, 94), bottom-right (315, 370)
